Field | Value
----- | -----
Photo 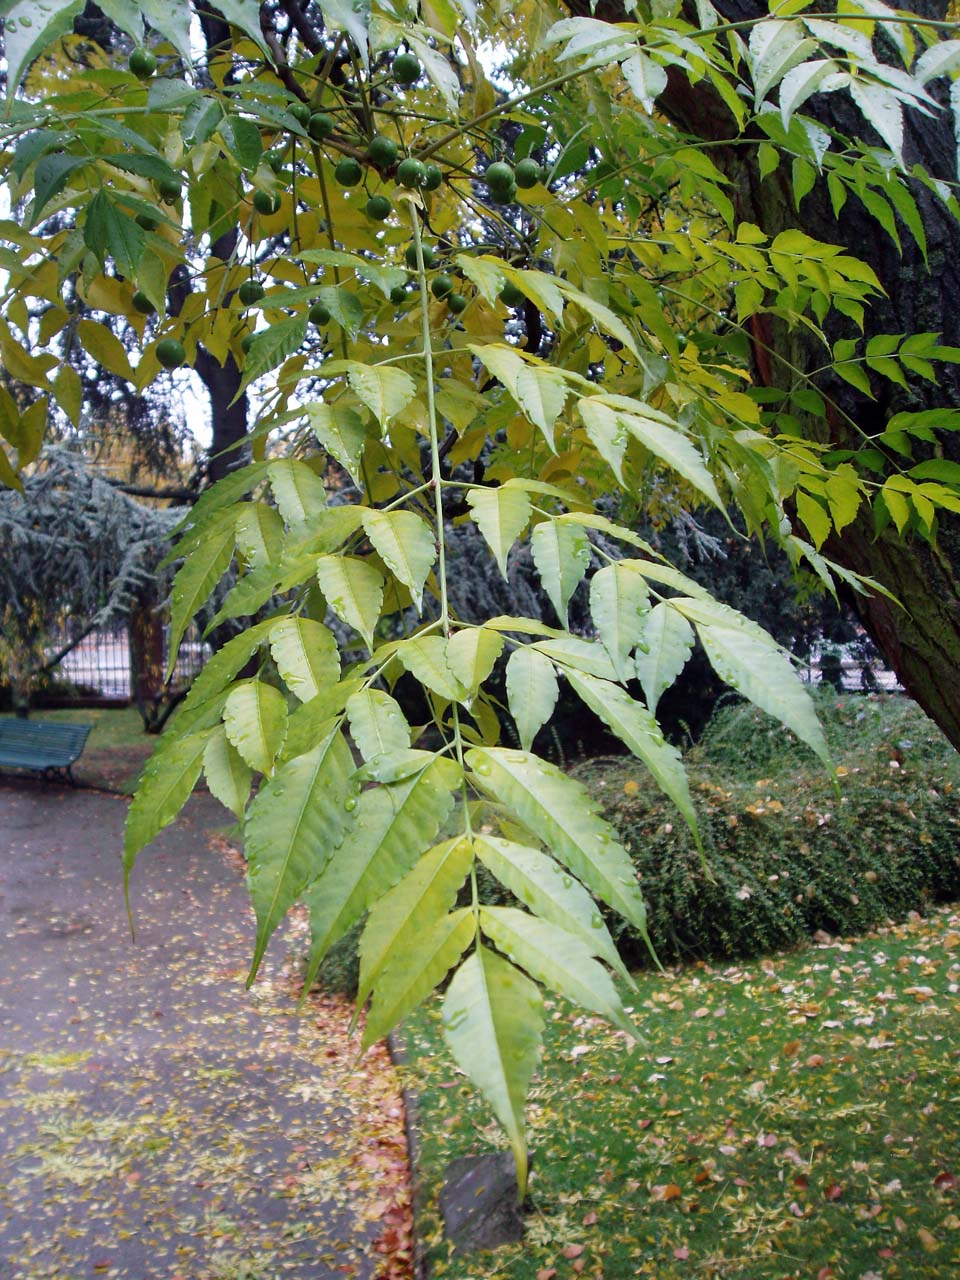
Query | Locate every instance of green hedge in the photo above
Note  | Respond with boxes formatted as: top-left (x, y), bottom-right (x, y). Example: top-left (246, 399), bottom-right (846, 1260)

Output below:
top-left (571, 693), bottom-right (960, 966)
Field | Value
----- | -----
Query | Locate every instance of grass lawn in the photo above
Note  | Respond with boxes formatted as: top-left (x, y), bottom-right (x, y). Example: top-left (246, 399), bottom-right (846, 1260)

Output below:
top-left (401, 904), bottom-right (960, 1280)
top-left (0, 706), bottom-right (154, 792)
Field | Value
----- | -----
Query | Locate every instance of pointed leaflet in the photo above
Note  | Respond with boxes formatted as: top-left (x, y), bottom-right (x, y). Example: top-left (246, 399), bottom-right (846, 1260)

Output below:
top-left (475, 835), bottom-right (632, 985)
top-left (281, 677), bottom-right (365, 762)
top-left (346, 688), bottom-right (410, 762)
top-left (363, 910), bottom-right (474, 1052)
top-left (446, 628), bottom-right (504, 696)
top-left (3, 0), bottom-right (85, 101)
top-left (124, 730), bottom-right (209, 878)
top-left (534, 635), bottom-right (620, 682)
top-left (203, 726), bottom-right (251, 819)
top-left (301, 757), bottom-right (460, 990)
top-left (316, 555), bottom-right (383, 650)
top-left (673, 596), bottom-right (832, 770)
top-left (530, 518), bottom-right (591, 626)
top-left (238, 315), bottom-right (308, 394)
top-left (268, 458), bottom-right (327, 528)
top-left (169, 460), bottom-right (270, 543)
top-left (442, 947), bottom-right (544, 1199)
top-left (176, 618), bottom-right (277, 717)
top-left (223, 680), bottom-right (288, 775)
top-left (555, 282), bottom-right (639, 357)
top-left (309, 402), bottom-right (368, 484)
top-left (480, 907), bottom-right (638, 1041)
top-left (346, 362), bottom-right (416, 426)
top-left (209, 0), bottom-right (274, 60)
top-left (621, 51), bottom-right (667, 114)
top-left (234, 502), bottom-right (284, 570)
top-left (565, 670), bottom-right (702, 855)
top-left (506, 647), bottom-right (559, 751)
top-left (361, 510), bottom-right (435, 610)
top-left (244, 727), bottom-right (354, 982)
top-left (466, 747), bottom-right (650, 939)
top-left (166, 506), bottom-right (236, 679)
top-left (269, 617), bottom-right (340, 703)
top-left (634, 601), bottom-right (695, 713)
top-left (578, 398), bottom-right (628, 484)
top-left (617, 408), bottom-right (724, 510)
top-left (318, 0), bottom-right (371, 67)
top-left (466, 486), bottom-right (532, 578)
top-left (358, 836), bottom-right (474, 1007)
top-left (515, 365), bottom-right (568, 452)
top-left (590, 562), bottom-right (651, 681)
top-left (397, 635), bottom-right (467, 702)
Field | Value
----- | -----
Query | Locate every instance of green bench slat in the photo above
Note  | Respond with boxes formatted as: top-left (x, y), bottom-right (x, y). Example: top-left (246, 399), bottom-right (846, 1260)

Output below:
top-left (0, 722), bottom-right (93, 773)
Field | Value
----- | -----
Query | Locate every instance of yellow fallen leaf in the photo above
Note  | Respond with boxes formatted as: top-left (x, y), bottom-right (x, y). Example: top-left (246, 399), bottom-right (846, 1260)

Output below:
top-left (918, 1227), bottom-right (939, 1252)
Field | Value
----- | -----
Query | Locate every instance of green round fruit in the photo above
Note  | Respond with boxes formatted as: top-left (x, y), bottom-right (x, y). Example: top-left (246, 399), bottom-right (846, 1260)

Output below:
top-left (484, 161), bottom-right (514, 192)
top-left (405, 242), bottom-right (436, 269)
top-left (334, 157), bottom-right (363, 186)
top-left (365, 194), bottom-right (392, 221)
top-left (396, 157), bottom-right (425, 188)
top-left (389, 285), bottom-right (408, 305)
top-left (241, 332), bottom-right (257, 354)
top-left (309, 301), bottom-right (331, 325)
top-left (132, 290), bottom-right (155, 315)
top-left (158, 178), bottom-right (181, 204)
top-left (393, 52), bottom-right (421, 85)
top-left (367, 134), bottom-right (399, 169)
top-left (238, 279), bottom-right (265, 306)
top-left (264, 150), bottom-right (286, 174)
top-left (308, 112), bottom-right (335, 141)
top-left (129, 48), bottom-right (157, 79)
top-left (253, 190), bottom-right (281, 215)
top-left (421, 163), bottom-right (443, 192)
top-left (430, 273), bottom-right (454, 300)
top-left (514, 157), bottom-right (541, 189)
top-left (135, 211), bottom-right (161, 231)
top-left (499, 281), bottom-right (525, 308)
top-left (490, 182), bottom-right (517, 205)
top-left (446, 292), bottom-right (467, 315)
top-left (288, 101), bottom-right (311, 126)
top-left (156, 338), bottom-right (186, 369)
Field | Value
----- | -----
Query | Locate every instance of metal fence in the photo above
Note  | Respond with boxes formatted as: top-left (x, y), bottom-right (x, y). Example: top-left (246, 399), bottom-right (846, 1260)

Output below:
top-left (45, 620), bottom-right (209, 704)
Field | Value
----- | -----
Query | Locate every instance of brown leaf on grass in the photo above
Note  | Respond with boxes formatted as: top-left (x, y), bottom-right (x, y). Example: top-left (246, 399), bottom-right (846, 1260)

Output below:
top-left (824, 1182), bottom-right (844, 1201)
top-left (933, 1171), bottom-right (957, 1191)
top-left (562, 1243), bottom-right (585, 1259)
top-left (673, 1245), bottom-right (690, 1259)
top-left (782, 1039), bottom-right (801, 1058)
top-left (650, 1182), bottom-right (683, 1201)
top-left (582, 1210), bottom-right (598, 1225)
top-left (918, 1227), bottom-right (940, 1251)
top-left (535, 1269), bottom-right (557, 1280)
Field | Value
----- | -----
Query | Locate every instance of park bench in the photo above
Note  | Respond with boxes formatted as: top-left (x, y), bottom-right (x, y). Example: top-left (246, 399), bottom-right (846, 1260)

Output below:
top-left (0, 719), bottom-right (93, 784)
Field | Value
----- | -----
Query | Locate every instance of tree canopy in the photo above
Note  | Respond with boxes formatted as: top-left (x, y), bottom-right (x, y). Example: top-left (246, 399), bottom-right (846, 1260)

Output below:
top-left (2, 0), bottom-right (959, 1189)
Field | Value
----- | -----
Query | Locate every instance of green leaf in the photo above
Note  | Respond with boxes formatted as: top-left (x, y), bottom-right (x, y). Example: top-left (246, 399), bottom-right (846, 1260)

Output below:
top-left (613, 404), bottom-right (723, 510)
top-left (244, 726), bottom-right (354, 981)
top-left (32, 154), bottom-right (90, 220)
top-left (169, 461), bottom-right (270, 543)
top-left (280, 678), bottom-right (365, 763)
top-left (234, 502), bottom-right (285, 569)
top-left (308, 401), bottom-right (368, 483)
top-left (442, 947), bottom-right (544, 1199)
top-left (466, 486), bottom-right (532, 579)
top-left (590, 562), bottom-right (651, 681)
top-left (301, 758), bottom-right (459, 989)
top-left (4, 0), bottom-right (84, 100)
top-left (239, 315), bottom-right (308, 394)
top-left (397, 635), bottom-right (466, 702)
top-left (634, 601), bottom-right (695, 713)
top-left (346, 688), bottom-right (410, 762)
top-left (362, 909), bottom-right (474, 1051)
top-left (446, 627), bottom-right (504, 696)
top-left (137, 0), bottom-right (193, 64)
top-left (176, 618), bottom-right (277, 718)
top-left (673, 596), bottom-right (833, 770)
top-left (318, 0), bottom-right (370, 66)
top-left (505, 647), bottom-right (558, 751)
top-left (315, 555), bottom-right (384, 651)
top-left (203, 725), bottom-right (252, 820)
top-left (361, 509), bottom-right (435, 610)
top-left (466, 747), bottom-right (651, 941)
top-left (269, 617), bottom-right (340, 703)
top-left (474, 835), bottom-right (632, 985)
top-left (223, 679), bottom-right (289, 775)
top-left (124, 730), bottom-right (208, 880)
top-left (212, 0), bottom-right (275, 60)
top-left (530, 518), bottom-right (591, 626)
top-left (515, 365), bottom-right (568, 452)
top-left (565, 670), bottom-right (702, 855)
top-left (166, 507), bottom-right (237, 679)
top-left (533, 635), bottom-right (620, 682)
top-left (578, 398), bottom-right (628, 484)
top-left (555, 281), bottom-right (639, 357)
top-left (219, 115), bottom-right (263, 170)
top-left (345, 361), bottom-right (416, 426)
top-left (358, 836), bottom-right (474, 1008)
top-left (268, 458), bottom-right (327, 528)
top-left (479, 906), bottom-right (638, 1040)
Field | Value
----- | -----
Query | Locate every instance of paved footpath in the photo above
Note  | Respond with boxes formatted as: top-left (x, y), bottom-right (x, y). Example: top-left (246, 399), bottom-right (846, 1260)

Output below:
top-left (0, 783), bottom-right (411, 1280)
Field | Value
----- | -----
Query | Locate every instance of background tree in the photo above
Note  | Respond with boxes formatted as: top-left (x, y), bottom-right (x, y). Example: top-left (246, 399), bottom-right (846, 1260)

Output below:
top-left (2, 0), bottom-right (959, 1190)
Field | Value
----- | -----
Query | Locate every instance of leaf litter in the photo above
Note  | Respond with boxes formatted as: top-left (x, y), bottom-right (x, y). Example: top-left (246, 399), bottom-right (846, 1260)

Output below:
top-left (0, 786), bottom-right (413, 1280)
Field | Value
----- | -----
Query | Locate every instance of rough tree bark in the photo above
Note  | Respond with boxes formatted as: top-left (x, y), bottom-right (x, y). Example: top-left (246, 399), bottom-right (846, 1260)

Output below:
top-left (566, 0), bottom-right (960, 749)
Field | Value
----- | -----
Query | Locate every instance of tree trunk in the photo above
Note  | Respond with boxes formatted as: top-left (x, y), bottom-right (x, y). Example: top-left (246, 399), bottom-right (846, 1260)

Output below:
top-left (565, 0), bottom-right (960, 748)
